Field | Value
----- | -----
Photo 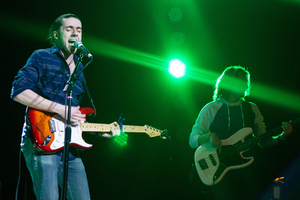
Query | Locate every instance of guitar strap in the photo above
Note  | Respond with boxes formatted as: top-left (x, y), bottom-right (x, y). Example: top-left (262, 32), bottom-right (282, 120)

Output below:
top-left (82, 75), bottom-right (97, 117)
top-left (242, 100), bottom-right (255, 129)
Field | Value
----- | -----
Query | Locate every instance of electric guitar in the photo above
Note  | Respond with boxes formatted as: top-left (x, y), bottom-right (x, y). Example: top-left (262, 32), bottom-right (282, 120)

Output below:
top-left (28, 107), bottom-right (168, 153)
top-left (194, 118), bottom-right (300, 186)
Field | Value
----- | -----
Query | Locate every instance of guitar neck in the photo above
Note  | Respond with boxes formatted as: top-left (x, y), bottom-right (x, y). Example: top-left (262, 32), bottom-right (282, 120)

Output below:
top-left (123, 125), bottom-right (148, 133)
top-left (80, 123), bottom-right (146, 133)
top-left (236, 118), bottom-right (300, 152)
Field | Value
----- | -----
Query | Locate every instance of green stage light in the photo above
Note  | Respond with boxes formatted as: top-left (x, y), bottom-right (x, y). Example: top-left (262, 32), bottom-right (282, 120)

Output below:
top-left (168, 59), bottom-right (186, 78)
top-left (113, 132), bottom-right (128, 147)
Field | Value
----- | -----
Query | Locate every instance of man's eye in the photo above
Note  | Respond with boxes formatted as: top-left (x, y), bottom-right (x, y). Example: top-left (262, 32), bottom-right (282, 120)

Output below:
top-left (66, 28), bottom-right (71, 32)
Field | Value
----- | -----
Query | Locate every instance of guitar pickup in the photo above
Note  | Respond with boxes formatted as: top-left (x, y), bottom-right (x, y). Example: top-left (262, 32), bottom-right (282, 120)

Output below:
top-left (209, 154), bottom-right (217, 166)
top-left (49, 120), bottom-right (56, 133)
top-left (198, 159), bottom-right (208, 170)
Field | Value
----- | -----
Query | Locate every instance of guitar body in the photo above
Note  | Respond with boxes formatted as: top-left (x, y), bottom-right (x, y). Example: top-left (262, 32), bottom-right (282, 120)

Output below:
top-left (194, 127), bottom-right (254, 186)
top-left (27, 107), bottom-right (168, 153)
top-left (28, 107), bottom-right (95, 153)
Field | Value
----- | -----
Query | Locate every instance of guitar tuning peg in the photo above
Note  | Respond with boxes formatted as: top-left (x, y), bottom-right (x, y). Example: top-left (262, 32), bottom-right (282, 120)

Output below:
top-left (161, 129), bottom-right (171, 140)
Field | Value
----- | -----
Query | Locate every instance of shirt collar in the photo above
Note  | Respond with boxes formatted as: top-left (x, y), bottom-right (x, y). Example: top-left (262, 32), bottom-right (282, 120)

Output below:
top-left (50, 45), bottom-right (62, 55)
top-left (220, 97), bottom-right (243, 106)
top-left (50, 45), bottom-right (80, 64)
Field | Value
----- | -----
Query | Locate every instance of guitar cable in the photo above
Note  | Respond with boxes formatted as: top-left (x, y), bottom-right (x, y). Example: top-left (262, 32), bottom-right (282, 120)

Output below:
top-left (15, 147), bottom-right (22, 200)
top-left (15, 108), bottom-right (43, 200)
top-left (15, 107), bottom-right (32, 200)
top-left (25, 107), bottom-right (47, 144)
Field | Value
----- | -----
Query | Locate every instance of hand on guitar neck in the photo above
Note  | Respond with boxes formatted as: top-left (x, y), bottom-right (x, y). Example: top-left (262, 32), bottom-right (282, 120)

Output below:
top-left (280, 122), bottom-right (293, 140)
top-left (100, 122), bottom-right (121, 138)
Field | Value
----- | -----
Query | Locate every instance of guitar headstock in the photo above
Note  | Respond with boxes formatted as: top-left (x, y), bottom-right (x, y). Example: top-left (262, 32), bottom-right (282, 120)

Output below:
top-left (143, 125), bottom-right (169, 139)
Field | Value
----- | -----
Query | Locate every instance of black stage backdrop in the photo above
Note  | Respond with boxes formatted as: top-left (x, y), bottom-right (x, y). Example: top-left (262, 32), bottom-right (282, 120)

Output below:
top-left (1, 1), bottom-right (300, 200)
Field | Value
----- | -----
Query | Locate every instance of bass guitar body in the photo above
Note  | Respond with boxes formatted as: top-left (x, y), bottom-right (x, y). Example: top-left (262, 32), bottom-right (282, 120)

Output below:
top-left (194, 127), bottom-right (254, 186)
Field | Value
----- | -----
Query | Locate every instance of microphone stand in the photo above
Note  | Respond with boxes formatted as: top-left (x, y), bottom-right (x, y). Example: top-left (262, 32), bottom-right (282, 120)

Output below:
top-left (61, 53), bottom-right (84, 200)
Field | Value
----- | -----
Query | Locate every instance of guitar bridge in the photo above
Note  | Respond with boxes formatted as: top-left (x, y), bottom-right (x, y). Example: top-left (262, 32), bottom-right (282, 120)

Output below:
top-left (49, 120), bottom-right (56, 133)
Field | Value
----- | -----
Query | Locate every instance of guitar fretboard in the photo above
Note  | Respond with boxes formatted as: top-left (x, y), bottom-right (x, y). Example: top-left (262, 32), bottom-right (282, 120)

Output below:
top-left (80, 123), bottom-right (146, 133)
top-left (219, 118), bottom-right (300, 161)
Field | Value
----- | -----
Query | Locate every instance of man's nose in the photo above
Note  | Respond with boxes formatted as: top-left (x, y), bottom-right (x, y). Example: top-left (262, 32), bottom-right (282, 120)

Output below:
top-left (72, 29), bottom-right (79, 36)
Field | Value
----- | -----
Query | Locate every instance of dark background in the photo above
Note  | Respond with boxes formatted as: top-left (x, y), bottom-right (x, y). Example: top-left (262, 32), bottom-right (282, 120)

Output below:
top-left (1, 0), bottom-right (300, 199)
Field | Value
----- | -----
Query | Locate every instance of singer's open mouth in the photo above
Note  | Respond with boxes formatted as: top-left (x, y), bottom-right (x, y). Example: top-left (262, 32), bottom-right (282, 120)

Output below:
top-left (68, 40), bottom-right (77, 44)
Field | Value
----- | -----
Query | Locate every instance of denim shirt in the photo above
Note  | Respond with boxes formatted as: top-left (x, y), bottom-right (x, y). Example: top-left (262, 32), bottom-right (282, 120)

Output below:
top-left (11, 45), bottom-right (85, 105)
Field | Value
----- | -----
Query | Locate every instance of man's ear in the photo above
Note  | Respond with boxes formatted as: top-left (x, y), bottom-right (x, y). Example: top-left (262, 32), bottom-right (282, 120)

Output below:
top-left (53, 31), bottom-right (58, 40)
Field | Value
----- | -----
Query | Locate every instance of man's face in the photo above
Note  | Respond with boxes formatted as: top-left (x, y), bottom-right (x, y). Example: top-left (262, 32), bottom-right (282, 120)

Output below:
top-left (229, 75), bottom-right (248, 98)
top-left (54, 17), bottom-right (82, 57)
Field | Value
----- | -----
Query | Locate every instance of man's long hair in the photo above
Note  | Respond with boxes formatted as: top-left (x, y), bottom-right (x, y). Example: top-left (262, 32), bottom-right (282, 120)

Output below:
top-left (47, 13), bottom-right (81, 45)
top-left (213, 66), bottom-right (251, 101)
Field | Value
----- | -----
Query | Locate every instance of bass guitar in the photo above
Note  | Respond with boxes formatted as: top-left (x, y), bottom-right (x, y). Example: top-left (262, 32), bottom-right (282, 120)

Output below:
top-left (194, 118), bottom-right (299, 186)
top-left (28, 107), bottom-right (168, 153)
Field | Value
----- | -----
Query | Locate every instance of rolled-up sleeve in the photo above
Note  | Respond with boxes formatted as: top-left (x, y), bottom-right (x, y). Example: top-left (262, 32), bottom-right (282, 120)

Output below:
top-left (11, 51), bottom-right (41, 99)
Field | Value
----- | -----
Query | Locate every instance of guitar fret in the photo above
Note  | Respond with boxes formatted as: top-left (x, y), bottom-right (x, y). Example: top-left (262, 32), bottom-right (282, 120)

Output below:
top-left (80, 123), bottom-right (163, 138)
top-left (123, 125), bottom-right (145, 133)
top-left (81, 123), bottom-right (111, 132)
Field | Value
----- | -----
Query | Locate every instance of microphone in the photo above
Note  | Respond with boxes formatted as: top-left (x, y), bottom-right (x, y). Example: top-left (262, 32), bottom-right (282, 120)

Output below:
top-left (74, 40), bottom-right (93, 59)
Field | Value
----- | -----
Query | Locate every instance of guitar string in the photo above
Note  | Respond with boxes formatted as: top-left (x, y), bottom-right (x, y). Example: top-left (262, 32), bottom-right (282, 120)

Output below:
top-left (218, 127), bottom-right (284, 162)
top-left (201, 133), bottom-right (265, 164)
top-left (201, 126), bottom-right (286, 166)
top-left (206, 120), bottom-right (299, 164)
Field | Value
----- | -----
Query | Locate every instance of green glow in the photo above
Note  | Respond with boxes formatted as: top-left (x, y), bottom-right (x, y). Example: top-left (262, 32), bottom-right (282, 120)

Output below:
top-left (0, 12), bottom-right (47, 41)
top-left (84, 36), bottom-right (168, 72)
top-left (282, 0), bottom-right (300, 5)
top-left (186, 66), bottom-right (220, 86)
top-left (251, 83), bottom-right (300, 112)
top-left (0, 12), bottom-right (169, 72)
top-left (168, 59), bottom-right (186, 78)
top-left (272, 132), bottom-right (284, 140)
top-left (113, 132), bottom-right (128, 147)
top-left (2, 13), bottom-right (300, 113)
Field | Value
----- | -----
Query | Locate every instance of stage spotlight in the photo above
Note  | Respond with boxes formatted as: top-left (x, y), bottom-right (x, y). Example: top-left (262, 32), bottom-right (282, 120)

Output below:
top-left (168, 59), bottom-right (186, 78)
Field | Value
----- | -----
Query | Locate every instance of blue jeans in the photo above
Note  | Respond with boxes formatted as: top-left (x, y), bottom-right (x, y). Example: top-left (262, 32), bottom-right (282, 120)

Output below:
top-left (22, 137), bottom-right (91, 200)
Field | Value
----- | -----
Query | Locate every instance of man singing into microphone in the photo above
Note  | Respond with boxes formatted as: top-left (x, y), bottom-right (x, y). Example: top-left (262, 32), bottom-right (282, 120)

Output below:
top-left (11, 13), bottom-right (120, 200)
